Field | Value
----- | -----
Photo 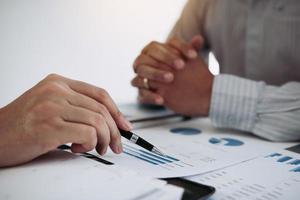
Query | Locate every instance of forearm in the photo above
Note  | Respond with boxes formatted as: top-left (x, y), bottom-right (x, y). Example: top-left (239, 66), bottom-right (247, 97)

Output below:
top-left (209, 74), bottom-right (300, 142)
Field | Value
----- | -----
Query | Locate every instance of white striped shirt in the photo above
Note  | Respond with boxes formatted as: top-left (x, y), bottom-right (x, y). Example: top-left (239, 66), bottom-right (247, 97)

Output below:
top-left (169, 0), bottom-right (300, 141)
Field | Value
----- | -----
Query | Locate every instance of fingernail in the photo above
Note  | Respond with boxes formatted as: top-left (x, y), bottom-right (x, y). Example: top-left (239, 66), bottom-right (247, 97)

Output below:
top-left (164, 73), bottom-right (174, 82)
top-left (121, 114), bottom-right (133, 130)
top-left (101, 147), bottom-right (107, 156)
top-left (155, 97), bottom-right (164, 105)
top-left (174, 59), bottom-right (185, 69)
top-left (118, 143), bottom-right (123, 154)
top-left (188, 50), bottom-right (197, 59)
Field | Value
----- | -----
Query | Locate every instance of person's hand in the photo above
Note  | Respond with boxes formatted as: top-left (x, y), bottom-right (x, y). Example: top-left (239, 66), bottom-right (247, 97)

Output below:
top-left (0, 74), bottom-right (132, 167)
top-left (158, 56), bottom-right (213, 116)
top-left (132, 35), bottom-right (204, 104)
top-left (132, 54), bottom-right (214, 116)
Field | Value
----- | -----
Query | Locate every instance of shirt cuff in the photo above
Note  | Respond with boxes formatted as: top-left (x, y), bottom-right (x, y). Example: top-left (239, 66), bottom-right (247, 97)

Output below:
top-left (209, 74), bottom-right (265, 132)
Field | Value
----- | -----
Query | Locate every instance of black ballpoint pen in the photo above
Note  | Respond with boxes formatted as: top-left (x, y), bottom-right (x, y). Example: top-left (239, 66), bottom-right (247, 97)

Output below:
top-left (119, 129), bottom-right (165, 156)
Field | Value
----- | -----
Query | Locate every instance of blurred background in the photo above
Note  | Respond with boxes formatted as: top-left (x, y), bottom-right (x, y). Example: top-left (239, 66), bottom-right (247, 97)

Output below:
top-left (0, 0), bottom-right (218, 107)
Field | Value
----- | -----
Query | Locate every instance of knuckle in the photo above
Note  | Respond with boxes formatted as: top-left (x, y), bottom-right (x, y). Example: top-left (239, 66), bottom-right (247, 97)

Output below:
top-left (51, 118), bottom-right (65, 132)
top-left (134, 55), bottom-right (143, 67)
top-left (149, 41), bottom-right (158, 47)
top-left (84, 127), bottom-right (97, 147)
top-left (96, 88), bottom-right (110, 100)
top-left (45, 73), bottom-right (61, 81)
top-left (97, 103), bottom-right (109, 114)
top-left (169, 37), bottom-right (177, 44)
top-left (110, 131), bottom-right (121, 143)
top-left (31, 100), bottom-right (58, 115)
top-left (38, 81), bottom-right (66, 96)
top-left (144, 41), bottom-right (159, 52)
top-left (95, 114), bottom-right (106, 125)
top-left (134, 64), bottom-right (144, 75)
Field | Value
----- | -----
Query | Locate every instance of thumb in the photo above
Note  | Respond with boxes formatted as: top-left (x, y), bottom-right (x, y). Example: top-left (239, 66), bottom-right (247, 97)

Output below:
top-left (189, 35), bottom-right (205, 52)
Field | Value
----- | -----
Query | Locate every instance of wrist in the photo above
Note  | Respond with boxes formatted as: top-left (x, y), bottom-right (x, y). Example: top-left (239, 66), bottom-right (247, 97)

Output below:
top-left (0, 106), bottom-right (7, 134)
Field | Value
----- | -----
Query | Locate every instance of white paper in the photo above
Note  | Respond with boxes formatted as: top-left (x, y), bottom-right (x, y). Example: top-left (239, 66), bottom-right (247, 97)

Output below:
top-left (187, 150), bottom-right (300, 200)
top-left (0, 150), bottom-right (173, 200)
top-left (94, 119), bottom-right (279, 178)
top-left (131, 185), bottom-right (184, 200)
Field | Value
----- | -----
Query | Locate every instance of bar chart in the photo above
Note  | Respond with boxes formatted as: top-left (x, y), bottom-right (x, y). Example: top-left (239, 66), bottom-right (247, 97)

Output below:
top-left (277, 156), bottom-right (292, 163)
top-left (266, 153), bottom-right (281, 158)
top-left (290, 166), bottom-right (300, 172)
top-left (123, 144), bottom-right (192, 170)
top-left (288, 159), bottom-right (300, 165)
top-left (265, 152), bottom-right (300, 173)
top-left (94, 119), bottom-right (285, 178)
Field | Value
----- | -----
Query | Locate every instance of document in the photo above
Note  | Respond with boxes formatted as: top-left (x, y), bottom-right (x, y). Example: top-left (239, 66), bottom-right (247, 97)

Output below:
top-left (94, 119), bottom-right (277, 178)
top-left (187, 150), bottom-right (300, 200)
top-left (0, 150), bottom-right (183, 200)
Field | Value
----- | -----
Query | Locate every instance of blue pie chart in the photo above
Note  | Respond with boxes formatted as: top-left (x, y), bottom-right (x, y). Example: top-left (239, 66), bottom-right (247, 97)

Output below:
top-left (209, 137), bottom-right (244, 146)
top-left (170, 127), bottom-right (202, 135)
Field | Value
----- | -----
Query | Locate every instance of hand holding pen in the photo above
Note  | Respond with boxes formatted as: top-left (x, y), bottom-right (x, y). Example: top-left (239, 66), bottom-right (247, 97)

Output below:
top-left (119, 129), bottom-right (165, 156)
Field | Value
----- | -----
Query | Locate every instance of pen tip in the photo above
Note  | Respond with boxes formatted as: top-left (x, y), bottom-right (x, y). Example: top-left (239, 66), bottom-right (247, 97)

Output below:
top-left (152, 147), bottom-right (166, 157)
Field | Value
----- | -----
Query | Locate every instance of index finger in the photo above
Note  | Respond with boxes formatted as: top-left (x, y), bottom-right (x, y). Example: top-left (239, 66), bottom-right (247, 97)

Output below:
top-left (167, 37), bottom-right (198, 59)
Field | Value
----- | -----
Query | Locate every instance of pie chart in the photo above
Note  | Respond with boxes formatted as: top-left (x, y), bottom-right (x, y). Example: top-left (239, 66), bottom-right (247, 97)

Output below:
top-left (209, 137), bottom-right (244, 146)
top-left (170, 127), bottom-right (202, 135)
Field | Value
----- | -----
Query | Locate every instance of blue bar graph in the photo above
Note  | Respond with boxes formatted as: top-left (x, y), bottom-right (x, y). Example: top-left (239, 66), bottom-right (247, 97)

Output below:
top-left (277, 156), bottom-right (293, 163)
top-left (123, 144), bottom-right (180, 166)
top-left (123, 150), bottom-right (159, 165)
top-left (265, 153), bottom-right (300, 173)
top-left (266, 153), bottom-right (281, 158)
top-left (135, 148), bottom-right (178, 162)
top-left (288, 159), bottom-right (300, 165)
top-left (290, 166), bottom-right (300, 172)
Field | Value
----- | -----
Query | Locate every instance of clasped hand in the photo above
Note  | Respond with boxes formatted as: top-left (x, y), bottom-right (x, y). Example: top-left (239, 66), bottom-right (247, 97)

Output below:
top-left (131, 35), bottom-right (214, 116)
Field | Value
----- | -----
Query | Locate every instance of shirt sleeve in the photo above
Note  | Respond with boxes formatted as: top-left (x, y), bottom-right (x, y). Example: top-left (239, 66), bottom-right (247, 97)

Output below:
top-left (209, 74), bottom-right (300, 142)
